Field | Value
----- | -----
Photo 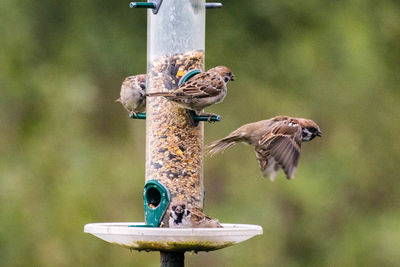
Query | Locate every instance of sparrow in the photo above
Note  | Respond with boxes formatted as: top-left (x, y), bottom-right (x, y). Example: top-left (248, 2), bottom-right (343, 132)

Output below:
top-left (116, 74), bottom-right (146, 117)
top-left (146, 66), bottom-right (234, 118)
top-left (168, 200), bottom-right (222, 228)
top-left (207, 116), bottom-right (322, 181)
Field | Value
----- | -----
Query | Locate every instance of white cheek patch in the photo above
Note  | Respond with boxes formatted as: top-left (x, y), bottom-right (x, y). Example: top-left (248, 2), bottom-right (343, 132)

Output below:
top-left (302, 128), bottom-right (313, 140)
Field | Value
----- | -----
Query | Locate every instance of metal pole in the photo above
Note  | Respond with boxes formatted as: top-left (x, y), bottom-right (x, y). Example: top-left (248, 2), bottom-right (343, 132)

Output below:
top-left (160, 252), bottom-right (184, 267)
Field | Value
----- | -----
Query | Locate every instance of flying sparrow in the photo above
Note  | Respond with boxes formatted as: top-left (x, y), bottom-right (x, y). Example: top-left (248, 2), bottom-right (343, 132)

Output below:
top-left (147, 66), bottom-right (234, 118)
top-left (208, 116), bottom-right (322, 181)
top-left (116, 74), bottom-right (146, 117)
top-left (168, 200), bottom-right (222, 228)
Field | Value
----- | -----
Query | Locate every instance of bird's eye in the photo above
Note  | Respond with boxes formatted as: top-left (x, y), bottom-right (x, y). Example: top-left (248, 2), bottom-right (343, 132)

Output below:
top-left (308, 127), bottom-right (316, 132)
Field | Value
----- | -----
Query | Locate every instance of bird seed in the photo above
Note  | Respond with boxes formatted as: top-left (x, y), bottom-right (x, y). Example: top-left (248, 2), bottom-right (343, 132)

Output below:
top-left (146, 50), bottom-right (205, 227)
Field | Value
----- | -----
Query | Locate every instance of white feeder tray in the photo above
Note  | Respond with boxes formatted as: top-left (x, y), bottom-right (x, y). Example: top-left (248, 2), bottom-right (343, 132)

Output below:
top-left (84, 222), bottom-right (263, 252)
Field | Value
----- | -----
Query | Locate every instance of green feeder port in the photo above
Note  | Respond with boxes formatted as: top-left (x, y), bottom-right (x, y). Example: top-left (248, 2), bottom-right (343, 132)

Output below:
top-left (178, 69), bottom-right (202, 86)
top-left (129, 180), bottom-right (170, 228)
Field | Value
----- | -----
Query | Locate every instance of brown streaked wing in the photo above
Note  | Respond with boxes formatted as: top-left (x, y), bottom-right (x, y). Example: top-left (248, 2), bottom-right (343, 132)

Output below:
top-left (190, 208), bottom-right (206, 222)
top-left (176, 72), bottom-right (223, 98)
top-left (259, 120), bottom-right (300, 146)
top-left (267, 134), bottom-right (301, 178)
top-left (258, 120), bottom-right (302, 179)
top-left (255, 149), bottom-right (269, 172)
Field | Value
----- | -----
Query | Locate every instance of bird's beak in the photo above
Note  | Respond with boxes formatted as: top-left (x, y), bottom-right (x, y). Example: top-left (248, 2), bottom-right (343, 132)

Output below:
top-left (175, 207), bottom-right (183, 213)
top-left (316, 130), bottom-right (322, 137)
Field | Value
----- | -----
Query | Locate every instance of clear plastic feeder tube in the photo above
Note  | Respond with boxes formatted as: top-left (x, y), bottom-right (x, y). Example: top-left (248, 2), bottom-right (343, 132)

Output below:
top-left (146, 0), bottom-right (205, 226)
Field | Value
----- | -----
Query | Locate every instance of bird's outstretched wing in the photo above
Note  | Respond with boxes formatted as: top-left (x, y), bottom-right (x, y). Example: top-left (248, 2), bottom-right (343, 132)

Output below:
top-left (256, 120), bottom-right (302, 180)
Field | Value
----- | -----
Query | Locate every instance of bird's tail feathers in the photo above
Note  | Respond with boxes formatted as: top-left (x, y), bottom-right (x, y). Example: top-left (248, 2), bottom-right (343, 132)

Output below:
top-left (207, 135), bottom-right (242, 156)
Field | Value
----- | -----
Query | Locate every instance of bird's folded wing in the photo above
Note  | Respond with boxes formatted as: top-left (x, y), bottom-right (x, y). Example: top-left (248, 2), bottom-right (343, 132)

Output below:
top-left (147, 72), bottom-right (224, 99)
top-left (176, 72), bottom-right (224, 98)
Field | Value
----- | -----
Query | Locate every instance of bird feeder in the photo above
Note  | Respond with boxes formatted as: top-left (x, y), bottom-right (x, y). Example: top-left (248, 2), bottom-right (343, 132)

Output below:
top-left (145, 0), bottom-right (207, 225)
top-left (84, 1), bottom-right (262, 266)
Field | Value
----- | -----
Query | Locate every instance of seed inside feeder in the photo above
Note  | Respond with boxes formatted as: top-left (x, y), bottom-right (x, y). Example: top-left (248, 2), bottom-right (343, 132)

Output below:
top-left (146, 50), bottom-right (205, 227)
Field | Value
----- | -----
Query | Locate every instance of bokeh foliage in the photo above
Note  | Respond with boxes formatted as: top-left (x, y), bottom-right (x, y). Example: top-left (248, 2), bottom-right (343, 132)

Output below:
top-left (1, 0), bottom-right (400, 266)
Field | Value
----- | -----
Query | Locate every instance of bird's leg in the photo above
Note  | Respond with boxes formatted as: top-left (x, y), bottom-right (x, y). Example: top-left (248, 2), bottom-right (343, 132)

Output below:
top-left (187, 110), bottom-right (220, 125)
top-left (129, 111), bottom-right (138, 118)
top-left (197, 112), bottom-right (219, 123)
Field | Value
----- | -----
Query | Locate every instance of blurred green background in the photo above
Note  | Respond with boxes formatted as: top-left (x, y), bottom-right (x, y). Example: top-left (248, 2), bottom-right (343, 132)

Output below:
top-left (1, 0), bottom-right (400, 266)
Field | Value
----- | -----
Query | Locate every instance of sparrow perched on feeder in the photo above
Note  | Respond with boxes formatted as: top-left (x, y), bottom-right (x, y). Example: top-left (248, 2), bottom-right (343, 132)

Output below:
top-left (168, 201), bottom-right (222, 228)
top-left (116, 74), bottom-right (146, 117)
top-left (208, 116), bottom-right (322, 181)
top-left (146, 66), bottom-right (234, 118)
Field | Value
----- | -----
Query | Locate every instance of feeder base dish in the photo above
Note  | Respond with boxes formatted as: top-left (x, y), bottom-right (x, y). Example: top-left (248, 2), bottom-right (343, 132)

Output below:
top-left (84, 222), bottom-right (262, 252)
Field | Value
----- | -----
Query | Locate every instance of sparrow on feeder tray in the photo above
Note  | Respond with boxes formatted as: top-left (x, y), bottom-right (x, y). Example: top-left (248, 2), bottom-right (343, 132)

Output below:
top-left (116, 74), bottom-right (146, 117)
top-left (169, 201), bottom-right (222, 228)
top-left (146, 66), bottom-right (234, 120)
top-left (208, 116), bottom-right (322, 181)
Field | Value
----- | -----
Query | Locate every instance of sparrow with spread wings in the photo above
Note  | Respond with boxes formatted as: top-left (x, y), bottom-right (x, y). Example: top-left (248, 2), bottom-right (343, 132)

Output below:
top-left (146, 66), bottom-right (234, 119)
top-left (208, 116), bottom-right (322, 181)
top-left (116, 74), bottom-right (146, 117)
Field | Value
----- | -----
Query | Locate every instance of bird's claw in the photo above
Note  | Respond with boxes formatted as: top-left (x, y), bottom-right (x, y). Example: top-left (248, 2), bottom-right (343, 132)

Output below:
top-left (200, 113), bottom-right (218, 123)
top-left (130, 111), bottom-right (138, 118)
